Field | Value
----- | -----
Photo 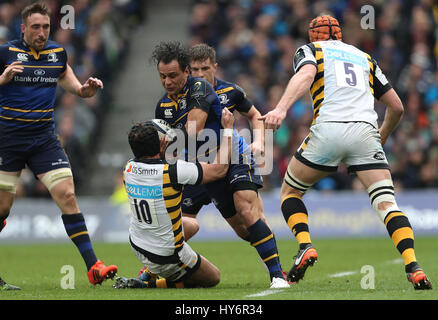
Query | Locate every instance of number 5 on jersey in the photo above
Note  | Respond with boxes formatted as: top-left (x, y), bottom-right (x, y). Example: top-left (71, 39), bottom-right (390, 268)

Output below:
top-left (334, 60), bottom-right (365, 91)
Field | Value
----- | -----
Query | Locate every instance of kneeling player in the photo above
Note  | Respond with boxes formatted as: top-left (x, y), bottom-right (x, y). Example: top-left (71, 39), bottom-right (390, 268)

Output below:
top-left (114, 108), bottom-right (233, 289)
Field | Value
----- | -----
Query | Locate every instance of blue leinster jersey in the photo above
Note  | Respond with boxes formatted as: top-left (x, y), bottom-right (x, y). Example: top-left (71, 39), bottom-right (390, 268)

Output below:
top-left (0, 39), bottom-right (67, 135)
top-left (155, 76), bottom-right (251, 162)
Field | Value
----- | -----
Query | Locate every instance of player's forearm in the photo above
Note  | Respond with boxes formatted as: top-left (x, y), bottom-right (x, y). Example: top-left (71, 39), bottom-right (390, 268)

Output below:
top-left (380, 107), bottom-right (403, 146)
top-left (58, 65), bottom-right (82, 96)
top-left (275, 72), bottom-right (314, 112)
top-left (378, 89), bottom-right (404, 146)
top-left (248, 112), bottom-right (265, 147)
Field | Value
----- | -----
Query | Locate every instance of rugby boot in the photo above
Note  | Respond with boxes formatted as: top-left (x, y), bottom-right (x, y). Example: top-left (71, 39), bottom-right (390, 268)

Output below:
top-left (287, 244), bottom-right (318, 283)
top-left (0, 219), bottom-right (6, 233)
top-left (282, 270), bottom-right (296, 284)
top-left (113, 276), bottom-right (147, 289)
top-left (407, 266), bottom-right (432, 290)
top-left (270, 277), bottom-right (290, 289)
top-left (0, 276), bottom-right (21, 291)
top-left (87, 260), bottom-right (118, 285)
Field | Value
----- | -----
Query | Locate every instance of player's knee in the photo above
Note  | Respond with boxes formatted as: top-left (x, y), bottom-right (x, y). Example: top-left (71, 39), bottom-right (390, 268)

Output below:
top-left (40, 168), bottom-right (73, 191)
top-left (367, 179), bottom-right (399, 222)
top-left (207, 267), bottom-right (220, 287)
top-left (56, 189), bottom-right (78, 211)
top-left (182, 216), bottom-right (200, 241)
top-left (281, 168), bottom-right (310, 200)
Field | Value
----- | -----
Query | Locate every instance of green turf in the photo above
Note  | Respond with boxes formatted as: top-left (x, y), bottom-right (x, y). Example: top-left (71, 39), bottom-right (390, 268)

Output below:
top-left (0, 237), bottom-right (437, 300)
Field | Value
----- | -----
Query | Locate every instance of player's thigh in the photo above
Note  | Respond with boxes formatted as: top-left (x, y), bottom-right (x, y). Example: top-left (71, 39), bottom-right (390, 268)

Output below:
top-left (355, 169), bottom-right (392, 189)
top-left (281, 156), bottom-right (329, 199)
top-left (184, 255), bottom-right (220, 288)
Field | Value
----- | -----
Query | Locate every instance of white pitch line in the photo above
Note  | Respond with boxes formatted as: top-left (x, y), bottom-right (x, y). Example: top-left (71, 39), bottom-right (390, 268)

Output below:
top-left (328, 271), bottom-right (357, 278)
top-left (386, 258), bottom-right (404, 265)
top-left (245, 289), bottom-right (286, 298)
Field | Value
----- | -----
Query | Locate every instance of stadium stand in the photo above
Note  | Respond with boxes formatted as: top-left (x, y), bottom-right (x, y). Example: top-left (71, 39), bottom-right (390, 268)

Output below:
top-left (188, 0), bottom-right (438, 191)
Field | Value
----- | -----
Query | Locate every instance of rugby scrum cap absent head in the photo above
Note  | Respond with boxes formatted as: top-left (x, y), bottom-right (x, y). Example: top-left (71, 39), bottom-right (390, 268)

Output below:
top-left (308, 15), bottom-right (342, 42)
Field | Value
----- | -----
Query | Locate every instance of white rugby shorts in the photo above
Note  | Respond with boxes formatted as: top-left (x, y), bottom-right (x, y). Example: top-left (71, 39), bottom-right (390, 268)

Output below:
top-left (294, 122), bottom-right (390, 173)
top-left (131, 241), bottom-right (200, 282)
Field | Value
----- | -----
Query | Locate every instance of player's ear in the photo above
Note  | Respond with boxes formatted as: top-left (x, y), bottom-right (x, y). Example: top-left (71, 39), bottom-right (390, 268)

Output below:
top-left (183, 65), bottom-right (190, 76)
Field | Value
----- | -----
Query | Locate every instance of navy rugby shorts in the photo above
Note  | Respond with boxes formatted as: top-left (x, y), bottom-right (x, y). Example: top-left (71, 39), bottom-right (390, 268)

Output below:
top-left (182, 151), bottom-right (263, 219)
top-left (0, 132), bottom-right (70, 175)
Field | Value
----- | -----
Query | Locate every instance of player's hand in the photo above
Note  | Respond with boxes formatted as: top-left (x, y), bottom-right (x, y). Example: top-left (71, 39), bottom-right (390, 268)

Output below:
top-left (221, 107), bottom-right (234, 129)
top-left (78, 77), bottom-right (104, 98)
top-left (258, 108), bottom-right (287, 131)
top-left (0, 61), bottom-right (23, 85)
top-left (159, 135), bottom-right (170, 159)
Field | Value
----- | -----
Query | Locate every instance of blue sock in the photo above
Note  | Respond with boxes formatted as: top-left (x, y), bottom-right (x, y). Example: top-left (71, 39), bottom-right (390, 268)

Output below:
top-left (247, 218), bottom-right (283, 280)
top-left (62, 213), bottom-right (97, 270)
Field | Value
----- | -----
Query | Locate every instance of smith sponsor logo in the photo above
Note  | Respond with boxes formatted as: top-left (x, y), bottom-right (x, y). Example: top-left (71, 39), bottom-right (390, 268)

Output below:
top-left (125, 184), bottom-right (162, 199)
top-left (128, 166), bottom-right (159, 175)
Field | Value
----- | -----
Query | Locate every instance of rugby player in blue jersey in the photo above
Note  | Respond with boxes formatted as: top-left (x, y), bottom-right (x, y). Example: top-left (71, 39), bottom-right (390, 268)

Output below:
top-left (0, 1), bottom-right (117, 287)
top-left (150, 41), bottom-right (288, 288)
top-left (184, 43), bottom-right (270, 240)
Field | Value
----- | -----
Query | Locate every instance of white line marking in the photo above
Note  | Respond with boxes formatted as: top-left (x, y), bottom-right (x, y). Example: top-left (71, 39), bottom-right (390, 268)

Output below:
top-left (245, 289), bottom-right (286, 298)
top-left (386, 258), bottom-right (403, 265)
top-left (328, 271), bottom-right (357, 278)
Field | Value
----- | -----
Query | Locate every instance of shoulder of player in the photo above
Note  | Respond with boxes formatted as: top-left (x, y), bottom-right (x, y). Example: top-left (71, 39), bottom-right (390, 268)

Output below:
top-left (215, 78), bottom-right (245, 95)
top-left (0, 39), bottom-right (22, 55)
top-left (188, 76), bottom-right (214, 93)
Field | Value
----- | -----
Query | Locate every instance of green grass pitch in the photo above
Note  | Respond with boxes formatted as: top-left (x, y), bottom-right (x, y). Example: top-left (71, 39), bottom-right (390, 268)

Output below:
top-left (1, 237), bottom-right (437, 301)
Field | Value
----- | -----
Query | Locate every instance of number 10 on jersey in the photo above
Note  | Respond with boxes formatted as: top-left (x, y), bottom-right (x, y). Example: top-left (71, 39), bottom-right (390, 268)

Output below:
top-left (130, 198), bottom-right (158, 226)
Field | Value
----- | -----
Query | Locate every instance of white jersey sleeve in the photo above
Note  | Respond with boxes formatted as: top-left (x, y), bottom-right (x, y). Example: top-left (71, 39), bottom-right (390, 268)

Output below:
top-left (293, 44), bottom-right (317, 73)
top-left (169, 160), bottom-right (203, 186)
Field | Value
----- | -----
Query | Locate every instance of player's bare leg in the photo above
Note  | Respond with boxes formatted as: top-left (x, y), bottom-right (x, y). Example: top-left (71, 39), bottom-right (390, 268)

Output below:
top-left (356, 169), bottom-right (431, 290)
top-left (0, 173), bottom-right (22, 290)
top-left (280, 156), bottom-right (328, 283)
top-left (233, 189), bottom-right (288, 287)
top-left (0, 171), bottom-right (20, 228)
top-left (181, 213), bottom-right (200, 241)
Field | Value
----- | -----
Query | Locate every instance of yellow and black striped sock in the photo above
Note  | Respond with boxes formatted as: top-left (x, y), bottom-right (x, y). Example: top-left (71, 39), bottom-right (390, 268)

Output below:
top-left (281, 195), bottom-right (311, 248)
top-left (384, 210), bottom-right (417, 272)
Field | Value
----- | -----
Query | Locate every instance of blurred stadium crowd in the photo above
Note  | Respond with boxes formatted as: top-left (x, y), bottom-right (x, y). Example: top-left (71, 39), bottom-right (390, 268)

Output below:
top-left (0, 0), bottom-right (144, 197)
top-left (2, 0), bottom-right (438, 197)
top-left (188, 0), bottom-right (438, 191)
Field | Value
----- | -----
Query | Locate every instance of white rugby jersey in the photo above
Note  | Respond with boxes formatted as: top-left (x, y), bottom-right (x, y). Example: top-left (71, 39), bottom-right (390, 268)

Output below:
top-left (123, 158), bottom-right (202, 256)
top-left (293, 40), bottom-right (392, 127)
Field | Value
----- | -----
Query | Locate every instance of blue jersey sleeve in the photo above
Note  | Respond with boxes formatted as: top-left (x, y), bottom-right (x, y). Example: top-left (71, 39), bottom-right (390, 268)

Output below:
top-left (232, 84), bottom-right (253, 113)
top-left (0, 44), bottom-right (9, 74)
top-left (189, 78), bottom-right (217, 113)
